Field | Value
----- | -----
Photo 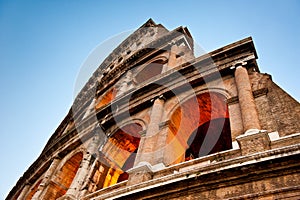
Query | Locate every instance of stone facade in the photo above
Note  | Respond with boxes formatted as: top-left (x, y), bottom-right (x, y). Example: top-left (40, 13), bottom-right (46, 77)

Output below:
top-left (7, 19), bottom-right (300, 200)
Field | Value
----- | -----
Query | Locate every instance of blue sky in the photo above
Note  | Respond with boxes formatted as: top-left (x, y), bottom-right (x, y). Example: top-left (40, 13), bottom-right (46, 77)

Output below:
top-left (0, 0), bottom-right (299, 198)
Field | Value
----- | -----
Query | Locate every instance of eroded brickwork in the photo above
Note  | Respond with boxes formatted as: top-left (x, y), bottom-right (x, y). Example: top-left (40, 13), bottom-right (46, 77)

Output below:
top-left (267, 81), bottom-right (300, 136)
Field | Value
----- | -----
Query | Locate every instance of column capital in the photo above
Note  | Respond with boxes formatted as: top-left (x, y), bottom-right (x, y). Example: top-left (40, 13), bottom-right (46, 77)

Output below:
top-left (52, 155), bottom-right (61, 161)
top-left (150, 94), bottom-right (165, 103)
top-left (24, 181), bottom-right (32, 186)
top-left (230, 62), bottom-right (247, 71)
top-left (230, 54), bottom-right (256, 70)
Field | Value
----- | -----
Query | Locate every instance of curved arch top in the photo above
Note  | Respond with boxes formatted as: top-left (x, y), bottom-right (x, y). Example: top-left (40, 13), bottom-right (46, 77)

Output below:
top-left (166, 91), bottom-right (232, 164)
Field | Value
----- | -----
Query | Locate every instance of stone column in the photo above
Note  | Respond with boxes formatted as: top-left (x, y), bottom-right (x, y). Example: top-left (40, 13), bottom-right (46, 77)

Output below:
top-left (128, 96), bottom-right (165, 185)
top-left (234, 65), bottom-right (261, 132)
top-left (63, 134), bottom-right (100, 199)
top-left (234, 65), bottom-right (270, 155)
top-left (17, 183), bottom-right (31, 200)
top-left (32, 157), bottom-right (61, 199)
top-left (139, 97), bottom-right (164, 165)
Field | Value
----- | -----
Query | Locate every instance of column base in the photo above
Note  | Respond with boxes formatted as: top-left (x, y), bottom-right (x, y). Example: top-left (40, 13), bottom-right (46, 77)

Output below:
top-left (127, 162), bottom-right (165, 185)
top-left (236, 130), bottom-right (270, 155)
top-left (57, 194), bottom-right (76, 200)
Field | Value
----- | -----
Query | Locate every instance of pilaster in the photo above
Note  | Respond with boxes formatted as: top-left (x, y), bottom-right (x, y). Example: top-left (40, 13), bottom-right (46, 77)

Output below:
top-left (234, 64), bottom-right (271, 155)
top-left (117, 71), bottom-right (133, 96)
top-left (135, 96), bottom-right (164, 166)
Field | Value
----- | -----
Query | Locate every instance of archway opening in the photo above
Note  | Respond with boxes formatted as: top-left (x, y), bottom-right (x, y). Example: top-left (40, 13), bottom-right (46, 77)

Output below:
top-left (185, 118), bottom-right (231, 160)
top-left (43, 152), bottom-right (83, 199)
top-left (25, 179), bottom-right (42, 200)
top-left (135, 60), bottom-right (165, 84)
top-left (88, 123), bottom-right (142, 191)
top-left (167, 92), bottom-right (232, 165)
top-left (95, 87), bottom-right (117, 110)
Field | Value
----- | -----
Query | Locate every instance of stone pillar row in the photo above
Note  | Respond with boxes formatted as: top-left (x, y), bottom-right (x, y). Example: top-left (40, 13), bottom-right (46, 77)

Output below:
top-left (18, 131), bottom-right (100, 200)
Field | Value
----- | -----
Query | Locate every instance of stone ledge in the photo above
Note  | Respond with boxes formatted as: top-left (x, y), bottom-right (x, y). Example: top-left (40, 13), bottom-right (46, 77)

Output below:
top-left (57, 194), bottom-right (76, 200)
top-left (270, 132), bottom-right (300, 149)
top-left (127, 162), bottom-right (166, 185)
top-left (82, 144), bottom-right (300, 200)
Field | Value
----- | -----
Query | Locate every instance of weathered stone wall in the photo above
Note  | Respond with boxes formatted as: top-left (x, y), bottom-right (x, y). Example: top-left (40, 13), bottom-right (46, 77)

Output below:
top-left (255, 95), bottom-right (277, 132)
top-left (267, 81), bottom-right (300, 136)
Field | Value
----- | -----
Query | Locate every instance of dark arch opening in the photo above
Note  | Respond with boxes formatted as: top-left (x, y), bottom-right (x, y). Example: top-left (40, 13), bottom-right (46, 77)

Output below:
top-left (185, 118), bottom-right (232, 160)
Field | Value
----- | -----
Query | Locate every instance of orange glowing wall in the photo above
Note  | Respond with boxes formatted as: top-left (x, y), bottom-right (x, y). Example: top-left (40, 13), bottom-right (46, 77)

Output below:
top-left (91, 123), bottom-right (142, 190)
top-left (42, 152), bottom-right (83, 199)
top-left (166, 92), bottom-right (231, 164)
top-left (95, 88), bottom-right (117, 110)
top-left (25, 179), bottom-right (42, 200)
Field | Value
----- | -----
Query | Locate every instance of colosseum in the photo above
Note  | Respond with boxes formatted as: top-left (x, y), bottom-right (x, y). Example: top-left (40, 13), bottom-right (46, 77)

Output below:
top-left (7, 19), bottom-right (300, 200)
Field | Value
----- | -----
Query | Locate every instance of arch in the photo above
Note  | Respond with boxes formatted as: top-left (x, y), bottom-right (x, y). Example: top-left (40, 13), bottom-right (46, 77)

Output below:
top-left (134, 59), bottom-right (166, 84)
top-left (167, 88), bottom-right (231, 117)
top-left (107, 118), bottom-right (147, 138)
top-left (95, 87), bottom-right (117, 110)
top-left (102, 123), bottom-right (142, 186)
top-left (25, 179), bottom-right (42, 200)
top-left (87, 123), bottom-right (143, 192)
top-left (42, 152), bottom-right (83, 199)
top-left (166, 92), bottom-right (232, 164)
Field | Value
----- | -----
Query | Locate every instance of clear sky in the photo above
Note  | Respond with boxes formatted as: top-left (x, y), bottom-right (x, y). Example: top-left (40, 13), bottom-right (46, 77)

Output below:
top-left (0, 0), bottom-right (299, 198)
